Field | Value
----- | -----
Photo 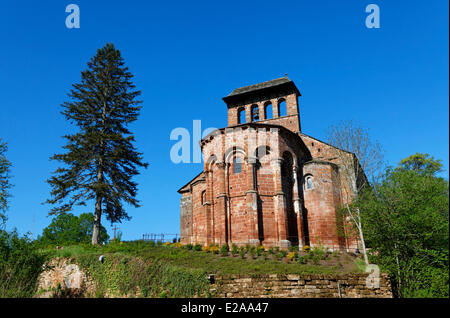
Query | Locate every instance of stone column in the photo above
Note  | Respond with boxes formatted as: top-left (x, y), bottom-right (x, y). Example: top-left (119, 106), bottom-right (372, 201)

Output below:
top-left (225, 163), bottom-right (232, 245)
top-left (246, 156), bottom-right (259, 245)
top-left (215, 162), bottom-right (228, 246)
top-left (292, 165), bottom-right (304, 248)
top-left (272, 98), bottom-right (280, 118)
top-left (204, 170), bottom-right (213, 246)
top-left (272, 157), bottom-right (290, 248)
top-left (258, 103), bottom-right (265, 121)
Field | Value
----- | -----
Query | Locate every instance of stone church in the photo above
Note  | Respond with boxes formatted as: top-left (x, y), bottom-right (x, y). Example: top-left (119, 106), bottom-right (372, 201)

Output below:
top-left (178, 77), bottom-right (361, 251)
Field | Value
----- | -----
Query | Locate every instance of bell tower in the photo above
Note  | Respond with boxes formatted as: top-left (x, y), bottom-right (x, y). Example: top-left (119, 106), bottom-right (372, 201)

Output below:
top-left (222, 76), bottom-right (302, 134)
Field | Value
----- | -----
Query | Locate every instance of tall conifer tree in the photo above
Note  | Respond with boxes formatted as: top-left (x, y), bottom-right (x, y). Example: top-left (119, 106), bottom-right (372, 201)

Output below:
top-left (46, 43), bottom-right (148, 244)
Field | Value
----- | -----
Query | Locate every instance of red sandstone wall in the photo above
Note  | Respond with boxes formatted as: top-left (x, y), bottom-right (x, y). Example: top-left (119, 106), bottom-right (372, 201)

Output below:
top-left (227, 92), bottom-right (301, 134)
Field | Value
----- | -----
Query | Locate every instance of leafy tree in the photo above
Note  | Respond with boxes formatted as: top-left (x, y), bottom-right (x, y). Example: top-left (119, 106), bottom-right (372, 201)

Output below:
top-left (38, 212), bottom-right (109, 245)
top-left (0, 229), bottom-right (46, 297)
top-left (398, 153), bottom-right (443, 176)
top-left (45, 43), bottom-right (148, 244)
top-left (0, 138), bottom-right (12, 224)
top-left (356, 153), bottom-right (449, 297)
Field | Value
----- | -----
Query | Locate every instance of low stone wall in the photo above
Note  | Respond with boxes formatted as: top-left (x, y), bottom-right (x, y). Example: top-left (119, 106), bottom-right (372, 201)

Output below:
top-left (210, 273), bottom-right (392, 298)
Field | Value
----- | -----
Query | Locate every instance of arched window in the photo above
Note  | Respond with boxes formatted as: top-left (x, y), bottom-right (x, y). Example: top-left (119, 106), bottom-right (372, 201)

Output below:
top-left (238, 107), bottom-right (246, 124)
top-left (305, 176), bottom-right (313, 190)
top-left (201, 190), bottom-right (207, 205)
top-left (251, 104), bottom-right (259, 122)
top-left (278, 99), bottom-right (287, 117)
top-left (264, 102), bottom-right (273, 120)
top-left (233, 156), bottom-right (242, 174)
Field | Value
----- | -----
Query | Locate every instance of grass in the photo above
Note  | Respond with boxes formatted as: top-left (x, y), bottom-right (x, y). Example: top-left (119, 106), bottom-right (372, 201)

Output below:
top-left (41, 241), bottom-right (362, 276)
top-left (36, 241), bottom-right (364, 297)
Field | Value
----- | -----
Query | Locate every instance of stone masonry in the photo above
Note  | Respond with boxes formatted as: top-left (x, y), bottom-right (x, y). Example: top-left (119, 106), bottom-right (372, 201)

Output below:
top-left (178, 76), bottom-right (362, 251)
top-left (210, 273), bottom-right (392, 298)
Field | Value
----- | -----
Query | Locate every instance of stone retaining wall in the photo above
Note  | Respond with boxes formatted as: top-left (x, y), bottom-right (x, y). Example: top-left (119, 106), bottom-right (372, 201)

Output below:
top-left (210, 273), bottom-right (392, 298)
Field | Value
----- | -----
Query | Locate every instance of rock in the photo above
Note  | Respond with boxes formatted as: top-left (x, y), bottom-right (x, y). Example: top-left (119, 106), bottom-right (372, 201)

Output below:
top-left (35, 258), bottom-right (96, 298)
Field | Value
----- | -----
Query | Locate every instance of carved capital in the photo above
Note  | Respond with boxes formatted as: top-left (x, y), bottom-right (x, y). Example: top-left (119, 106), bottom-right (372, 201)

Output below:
top-left (216, 161), bottom-right (226, 169)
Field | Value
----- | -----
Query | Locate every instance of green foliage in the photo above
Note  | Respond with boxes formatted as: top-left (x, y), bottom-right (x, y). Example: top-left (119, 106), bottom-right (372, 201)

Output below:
top-left (76, 253), bottom-right (209, 298)
top-left (231, 244), bottom-right (238, 256)
top-left (0, 230), bottom-right (47, 297)
top-left (37, 213), bottom-right (109, 246)
top-left (45, 43), bottom-right (148, 244)
top-left (357, 154), bottom-right (449, 297)
top-left (220, 244), bottom-right (229, 256)
top-left (239, 247), bottom-right (246, 259)
top-left (398, 153), bottom-right (443, 176)
top-left (193, 244), bottom-right (202, 251)
top-left (0, 139), bottom-right (12, 224)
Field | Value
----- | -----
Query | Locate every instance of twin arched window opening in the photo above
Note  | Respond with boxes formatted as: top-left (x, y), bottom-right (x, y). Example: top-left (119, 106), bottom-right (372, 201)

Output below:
top-left (236, 99), bottom-right (287, 124)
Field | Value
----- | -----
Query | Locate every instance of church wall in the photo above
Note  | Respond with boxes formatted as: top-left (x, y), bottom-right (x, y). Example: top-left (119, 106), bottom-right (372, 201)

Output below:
top-left (303, 161), bottom-right (342, 250)
top-left (180, 193), bottom-right (193, 244)
top-left (191, 181), bottom-right (208, 245)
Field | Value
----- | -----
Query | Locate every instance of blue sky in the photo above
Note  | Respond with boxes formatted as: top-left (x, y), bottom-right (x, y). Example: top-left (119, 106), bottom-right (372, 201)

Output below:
top-left (0, 0), bottom-right (448, 241)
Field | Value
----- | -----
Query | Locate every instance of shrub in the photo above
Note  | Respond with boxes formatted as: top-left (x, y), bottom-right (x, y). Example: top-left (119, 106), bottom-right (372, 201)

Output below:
top-left (249, 246), bottom-right (257, 259)
top-left (209, 245), bottom-right (219, 254)
top-left (193, 244), bottom-right (202, 251)
top-left (231, 244), bottom-right (238, 256)
top-left (184, 244), bottom-right (193, 250)
top-left (239, 247), bottom-right (246, 259)
top-left (220, 244), bottom-right (229, 256)
top-left (287, 252), bottom-right (298, 262)
top-left (0, 230), bottom-right (47, 297)
top-left (256, 247), bottom-right (262, 257)
top-left (202, 245), bottom-right (210, 253)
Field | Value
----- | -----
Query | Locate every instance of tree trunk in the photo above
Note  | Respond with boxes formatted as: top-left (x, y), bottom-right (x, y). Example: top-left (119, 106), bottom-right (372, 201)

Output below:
top-left (92, 194), bottom-right (102, 245)
top-left (92, 96), bottom-right (107, 245)
top-left (356, 208), bottom-right (369, 265)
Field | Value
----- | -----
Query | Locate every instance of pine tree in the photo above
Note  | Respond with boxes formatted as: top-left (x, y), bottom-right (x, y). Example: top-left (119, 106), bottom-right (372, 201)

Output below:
top-left (46, 43), bottom-right (148, 244)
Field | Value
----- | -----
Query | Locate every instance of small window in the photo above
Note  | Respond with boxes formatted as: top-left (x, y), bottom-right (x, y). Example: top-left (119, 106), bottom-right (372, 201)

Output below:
top-left (251, 104), bottom-right (259, 122)
top-left (305, 176), bottom-right (313, 190)
top-left (201, 190), bottom-right (207, 205)
top-left (233, 157), bottom-right (242, 174)
top-left (238, 108), bottom-right (246, 124)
